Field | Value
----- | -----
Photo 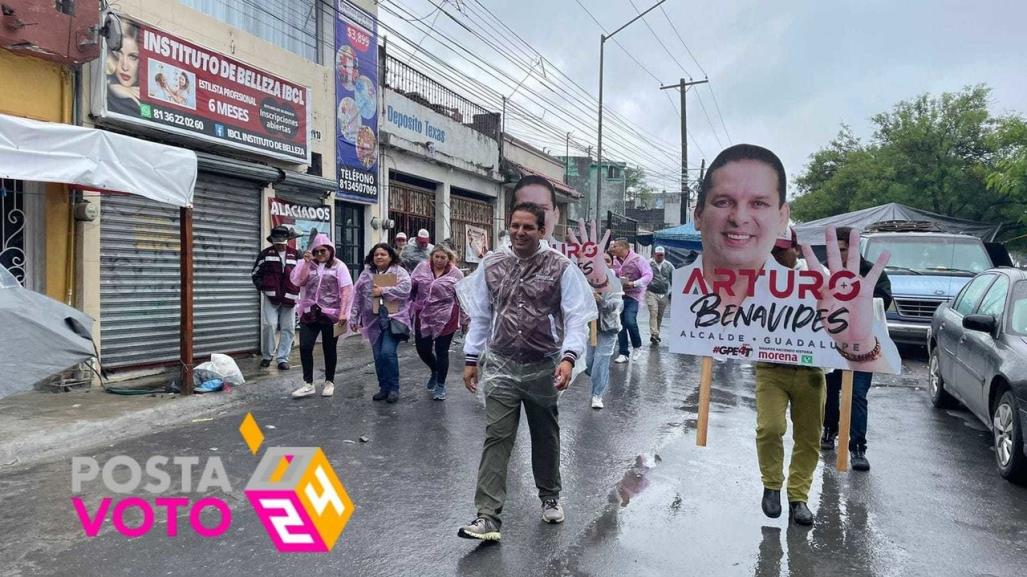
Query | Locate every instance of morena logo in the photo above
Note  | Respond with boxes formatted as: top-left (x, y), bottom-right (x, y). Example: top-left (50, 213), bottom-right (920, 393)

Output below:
top-left (712, 344), bottom-right (753, 358)
top-left (69, 412), bottom-right (353, 553)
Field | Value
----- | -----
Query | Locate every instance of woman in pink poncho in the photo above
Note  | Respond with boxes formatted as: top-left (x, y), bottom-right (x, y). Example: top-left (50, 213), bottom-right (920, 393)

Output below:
top-left (410, 244), bottom-right (466, 400)
top-left (288, 233), bottom-right (353, 399)
top-left (350, 243), bottom-right (412, 404)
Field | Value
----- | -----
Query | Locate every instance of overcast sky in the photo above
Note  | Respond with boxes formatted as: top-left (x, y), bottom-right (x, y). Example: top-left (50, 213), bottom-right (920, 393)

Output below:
top-left (380, 0), bottom-right (1027, 198)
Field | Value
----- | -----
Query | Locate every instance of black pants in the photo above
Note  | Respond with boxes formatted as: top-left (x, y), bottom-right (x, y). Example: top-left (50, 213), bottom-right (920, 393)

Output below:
top-left (300, 318), bottom-right (339, 383)
top-left (414, 328), bottom-right (455, 386)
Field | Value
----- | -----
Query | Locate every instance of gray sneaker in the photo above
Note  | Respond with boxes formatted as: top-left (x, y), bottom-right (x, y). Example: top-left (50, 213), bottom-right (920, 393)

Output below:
top-left (541, 498), bottom-right (564, 524)
top-left (457, 517), bottom-right (501, 541)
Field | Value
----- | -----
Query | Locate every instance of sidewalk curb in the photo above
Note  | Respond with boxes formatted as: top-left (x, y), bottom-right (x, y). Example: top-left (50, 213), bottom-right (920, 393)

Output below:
top-left (0, 342), bottom-right (426, 470)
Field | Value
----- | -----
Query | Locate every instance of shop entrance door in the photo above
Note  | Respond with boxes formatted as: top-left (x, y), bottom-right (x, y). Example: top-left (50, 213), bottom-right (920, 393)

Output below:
top-left (334, 201), bottom-right (365, 281)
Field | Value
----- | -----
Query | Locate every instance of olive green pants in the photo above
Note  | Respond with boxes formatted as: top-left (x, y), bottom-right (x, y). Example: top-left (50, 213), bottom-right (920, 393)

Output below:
top-left (755, 363), bottom-right (826, 503)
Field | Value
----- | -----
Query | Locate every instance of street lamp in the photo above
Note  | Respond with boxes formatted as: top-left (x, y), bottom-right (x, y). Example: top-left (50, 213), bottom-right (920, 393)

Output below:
top-left (596, 0), bottom-right (666, 225)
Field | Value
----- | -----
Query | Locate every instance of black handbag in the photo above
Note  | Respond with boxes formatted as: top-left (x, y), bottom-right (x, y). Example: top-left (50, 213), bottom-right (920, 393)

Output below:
top-left (389, 319), bottom-right (410, 341)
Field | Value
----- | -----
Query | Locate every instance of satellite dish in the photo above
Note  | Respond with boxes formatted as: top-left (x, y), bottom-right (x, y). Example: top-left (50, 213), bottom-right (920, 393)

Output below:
top-left (100, 13), bottom-right (123, 52)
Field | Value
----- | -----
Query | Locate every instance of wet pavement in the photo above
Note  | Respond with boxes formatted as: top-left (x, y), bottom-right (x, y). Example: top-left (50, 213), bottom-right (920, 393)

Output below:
top-left (1, 317), bottom-right (1026, 577)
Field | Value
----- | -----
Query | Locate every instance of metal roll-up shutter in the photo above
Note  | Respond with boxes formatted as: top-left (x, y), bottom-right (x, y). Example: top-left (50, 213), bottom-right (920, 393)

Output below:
top-left (191, 174), bottom-right (262, 359)
top-left (100, 194), bottom-right (182, 367)
top-left (100, 174), bottom-right (263, 368)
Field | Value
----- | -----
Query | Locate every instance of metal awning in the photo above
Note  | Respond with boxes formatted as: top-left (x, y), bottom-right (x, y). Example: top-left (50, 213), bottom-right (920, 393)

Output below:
top-left (0, 113), bottom-right (197, 207)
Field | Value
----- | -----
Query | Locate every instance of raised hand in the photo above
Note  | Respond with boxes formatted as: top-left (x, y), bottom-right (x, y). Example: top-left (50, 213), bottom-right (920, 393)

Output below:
top-left (800, 226), bottom-right (890, 367)
top-left (566, 220), bottom-right (612, 290)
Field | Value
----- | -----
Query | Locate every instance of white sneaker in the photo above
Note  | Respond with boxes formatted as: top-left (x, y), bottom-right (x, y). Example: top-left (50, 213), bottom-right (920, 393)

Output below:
top-left (291, 383), bottom-right (315, 398)
top-left (613, 354), bottom-right (629, 364)
top-left (630, 348), bottom-right (643, 361)
top-left (591, 396), bottom-right (604, 409)
top-left (321, 382), bottom-right (335, 397)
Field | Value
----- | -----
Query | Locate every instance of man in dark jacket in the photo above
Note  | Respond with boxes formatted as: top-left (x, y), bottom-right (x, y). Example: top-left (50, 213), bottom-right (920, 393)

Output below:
top-left (252, 225), bottom-right (301, 370)
top-left (821, 226), bottom-right (893, 471)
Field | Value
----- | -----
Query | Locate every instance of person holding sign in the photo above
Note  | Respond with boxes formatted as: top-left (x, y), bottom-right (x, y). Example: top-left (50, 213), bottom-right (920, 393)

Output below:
top-left (754, 231), bottom-right (827, 526)
top-left (351, 243), bottom-right (412, 404)
top-left (289, 234), bottom-right (353, 399)
top-left (585, 253), bottom-right (623, 409)
top-left (670, 143), bottom-right (901, 525)
top-left (410, 245), bottom-right (466, 401)
top-left (821, 227), bottom-right (893, 471)
top-left (646, 246), bottom-right (675, 344)
top-left (611, 239), bottom-right (652, 363)
top-left (455, 202), bottom-right (597, 542)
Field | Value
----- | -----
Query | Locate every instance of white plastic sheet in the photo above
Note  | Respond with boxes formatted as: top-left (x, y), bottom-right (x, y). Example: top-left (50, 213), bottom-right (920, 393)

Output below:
top-left (0, 113), bottom-right (196, 207)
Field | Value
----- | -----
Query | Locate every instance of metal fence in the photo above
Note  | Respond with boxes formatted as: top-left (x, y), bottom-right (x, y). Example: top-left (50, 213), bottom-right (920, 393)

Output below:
top-left (606, 211), bottom-right (640, 246)
top-left (384, 54), bottom-right (501, 141)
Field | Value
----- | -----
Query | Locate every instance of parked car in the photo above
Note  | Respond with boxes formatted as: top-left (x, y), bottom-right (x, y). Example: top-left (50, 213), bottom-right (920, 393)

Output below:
top-left (861, 226), bottom-right (1009, 345)
top-left (927, 268), bottom-right (1027, 484)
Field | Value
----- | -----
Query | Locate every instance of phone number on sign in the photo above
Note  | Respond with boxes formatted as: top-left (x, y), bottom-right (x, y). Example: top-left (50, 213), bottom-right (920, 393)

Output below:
top-left (153, 108), bottom-right (205, 131)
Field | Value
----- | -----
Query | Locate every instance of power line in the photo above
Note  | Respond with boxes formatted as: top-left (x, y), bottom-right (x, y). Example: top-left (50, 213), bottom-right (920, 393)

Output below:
top-left (658, 3), bottom-right (732, 144)
top-left (384, 0), bottom-right (692, 175)
top-left (442, 0), bottom-right (689, 157)
top-left (625, 0), bottom-right (693, 79)
top-left (569, 0), bottom-right (664, 85)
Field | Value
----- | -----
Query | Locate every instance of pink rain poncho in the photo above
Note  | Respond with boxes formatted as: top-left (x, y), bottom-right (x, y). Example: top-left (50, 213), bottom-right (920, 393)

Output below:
top-left (350, 263), bottom-right (412, 344)
top-left (410, 260), bottom-right (465, 339)
top-left (289, 233), bottom-right (353, 322)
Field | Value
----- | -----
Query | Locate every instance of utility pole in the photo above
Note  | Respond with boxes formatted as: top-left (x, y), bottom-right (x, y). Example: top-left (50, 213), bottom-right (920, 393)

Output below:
top-left (660, 77), bottom-right (708, 224)
top-left (596, 0), bottom-right (666, 224)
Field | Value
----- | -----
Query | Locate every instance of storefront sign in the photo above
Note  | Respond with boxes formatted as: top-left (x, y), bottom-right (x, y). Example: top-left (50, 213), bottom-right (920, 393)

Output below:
top-left (269, 198), bottom-right (331, 250)
top-left (92, 16), bottom-right (311, 163)
top-left (335, 1), bottom-right (379, 205)
top-left (383, 89), bottom-right (499, 175)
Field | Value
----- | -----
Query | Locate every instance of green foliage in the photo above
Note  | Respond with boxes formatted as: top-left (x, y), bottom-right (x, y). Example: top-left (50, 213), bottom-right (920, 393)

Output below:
top-left (624, 165), bottom-right (655, 208)
top-left (791, 85), bottom-right (1027, 243)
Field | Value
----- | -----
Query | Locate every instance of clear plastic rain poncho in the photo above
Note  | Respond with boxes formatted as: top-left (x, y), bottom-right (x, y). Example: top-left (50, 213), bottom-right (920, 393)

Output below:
top-left (409, 260), bottom-right (464, 339)
top-left (457, 244), bottom-right (598, 405)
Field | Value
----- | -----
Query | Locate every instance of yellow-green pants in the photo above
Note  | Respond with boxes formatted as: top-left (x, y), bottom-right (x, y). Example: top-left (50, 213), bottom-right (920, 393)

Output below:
top-left (755, 363), bottom-right (826, 503)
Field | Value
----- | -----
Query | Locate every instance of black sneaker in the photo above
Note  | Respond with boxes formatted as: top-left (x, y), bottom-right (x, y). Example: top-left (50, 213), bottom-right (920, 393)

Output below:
top-left (386, 391), bottom-right (399, 404)
top-left (820, 429), bottom-right (836, 451)
top-left (259, 359), bottom-right (272, 368)
top-left (851, 448), bottom-right (870, 471)
top-left (372, 390), bottom-right (388, 402)
top-left (277, 362), bottom-right (290, 371)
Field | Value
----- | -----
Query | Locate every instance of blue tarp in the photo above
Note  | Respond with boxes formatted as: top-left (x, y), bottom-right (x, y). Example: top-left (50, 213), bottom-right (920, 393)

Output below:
top-left (652, 223), bottom-right (702, 251)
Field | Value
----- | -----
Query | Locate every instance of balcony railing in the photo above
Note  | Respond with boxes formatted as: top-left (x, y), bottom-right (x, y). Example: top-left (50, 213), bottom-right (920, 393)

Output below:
top-left (384, 54), bottom-right (500, 141)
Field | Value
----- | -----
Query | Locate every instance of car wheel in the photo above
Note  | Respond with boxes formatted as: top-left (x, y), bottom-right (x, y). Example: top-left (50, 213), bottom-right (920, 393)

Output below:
top-left (993, 390), bottom-right (1027, 485)
top-left (928, 348), bottom-right (957, 409)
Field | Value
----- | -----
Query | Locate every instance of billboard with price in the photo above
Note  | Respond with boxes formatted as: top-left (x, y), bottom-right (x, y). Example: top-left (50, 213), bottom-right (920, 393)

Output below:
top-left (91, 16), bottom-right (311, 164)
top-left (335, 0), bottom-right (379, 205)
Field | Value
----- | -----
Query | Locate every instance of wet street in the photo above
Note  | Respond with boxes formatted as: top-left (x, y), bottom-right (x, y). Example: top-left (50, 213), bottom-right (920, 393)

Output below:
top-left (2, 317), bottom-right (1026, 577)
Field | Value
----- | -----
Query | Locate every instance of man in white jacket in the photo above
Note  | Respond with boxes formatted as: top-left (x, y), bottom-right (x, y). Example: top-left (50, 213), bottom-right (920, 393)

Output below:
top-left (456, 199), bottom-right (597, 542)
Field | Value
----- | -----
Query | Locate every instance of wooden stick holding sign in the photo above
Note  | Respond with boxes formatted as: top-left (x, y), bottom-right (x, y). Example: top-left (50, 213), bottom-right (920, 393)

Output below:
top-left (696, 356), bottom-right (715, 446)
top-left (590, 321), bottom-right (598, 347)
top-left (836, 370), bottom-right (855, 471)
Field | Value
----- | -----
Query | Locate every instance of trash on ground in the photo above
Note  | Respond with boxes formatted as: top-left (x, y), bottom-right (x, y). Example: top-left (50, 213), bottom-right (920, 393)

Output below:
top-left (191, 417), bottom-right (214, 423)
top-left (359, 436), bottom-right (370, 443)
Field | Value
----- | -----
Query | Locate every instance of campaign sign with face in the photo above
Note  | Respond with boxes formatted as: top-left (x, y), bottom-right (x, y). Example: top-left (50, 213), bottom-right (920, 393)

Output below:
top-left (668, 146), bottom-right (901, 374)
top-left (565, 221), bottom-right (612, 293)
